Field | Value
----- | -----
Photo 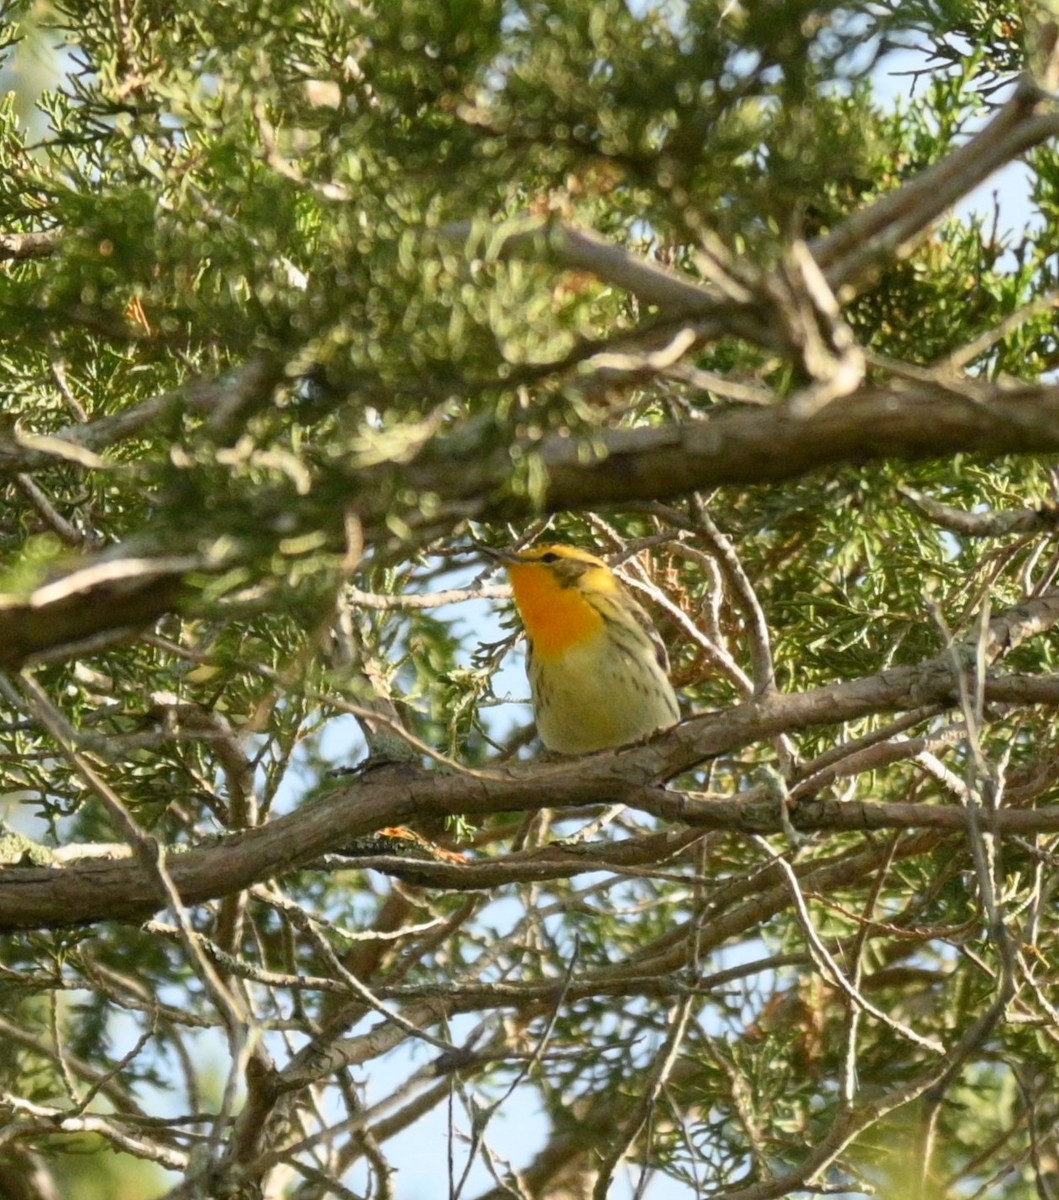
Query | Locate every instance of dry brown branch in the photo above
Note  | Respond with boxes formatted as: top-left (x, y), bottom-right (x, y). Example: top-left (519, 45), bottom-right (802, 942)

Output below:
top-left (7, 374), bottom-right (1059, 678)
top-left (900, 486), bottom-right (1059, 537)
top-left (0, 230), bottom-right (61, 262)
top-left (0, 556), bottom-right (198, 670)
top-left (2, 614), bottom-right (1058, 931)
top-left (813, 79), bottom-right (1059, 288)
top-left (530, 380), bottom-right (1059, 510)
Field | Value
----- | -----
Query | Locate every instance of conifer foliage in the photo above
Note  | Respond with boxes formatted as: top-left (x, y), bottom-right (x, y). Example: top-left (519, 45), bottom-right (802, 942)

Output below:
top-left (2, 2), bottom-right (1059, 1197)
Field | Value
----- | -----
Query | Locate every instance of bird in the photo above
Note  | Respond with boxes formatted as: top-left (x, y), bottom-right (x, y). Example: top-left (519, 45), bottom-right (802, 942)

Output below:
top-left (483, 543), bottom-right (680, 754)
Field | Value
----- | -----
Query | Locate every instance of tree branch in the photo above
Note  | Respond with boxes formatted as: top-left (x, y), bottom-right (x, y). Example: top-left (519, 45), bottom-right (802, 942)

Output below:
top-left (2, 637), bottom-right (1058, 932)
top-left (530, 380), bottom-right (1059, 511)
top-left (0, 230), bottom-right (61, 262)
top-left (813, 77), bottom-right (1059, 288)
top-left (0, 556), bottom-right (202, 670)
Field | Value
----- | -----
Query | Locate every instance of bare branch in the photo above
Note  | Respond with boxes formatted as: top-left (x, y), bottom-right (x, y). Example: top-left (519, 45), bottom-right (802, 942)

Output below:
top-left (0, 230), bottom-right (61, 262)
top-left (533, 380), bottom-right (1059, 511)
top-left (441, 216), bottom-right (722, 317)
top-left (900, 486), bottom-right (1059, 537)
top-left (812, 76), bottom-right (1059, 288)
top-left (0, 556), bottom-right (198, 669)
top-left (2, 605), bottom-right (1059, 931)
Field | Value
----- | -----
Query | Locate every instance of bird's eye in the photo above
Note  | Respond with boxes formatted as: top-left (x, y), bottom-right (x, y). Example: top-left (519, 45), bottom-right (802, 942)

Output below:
top-left (539, 552), bottom-right (560, 563)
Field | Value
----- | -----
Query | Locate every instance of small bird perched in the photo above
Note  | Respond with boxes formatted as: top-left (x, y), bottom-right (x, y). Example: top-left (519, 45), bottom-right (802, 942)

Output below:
top-left (484, 543), bottom-right (680, 754)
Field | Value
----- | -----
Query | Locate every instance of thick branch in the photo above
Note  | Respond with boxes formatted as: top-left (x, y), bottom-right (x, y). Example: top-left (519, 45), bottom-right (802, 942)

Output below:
top-left (0, 556), bottom-right (197, 669)
top-left (6, 375), bottom-right (1059, 675)
top-left (454, 76), bottom-right (1059, 312)
top-left (0, 355), bottom-right (283, 477)
top-left (416, 379), bottom-right (1059, 515)
top-left (3, 593), bottom-right (1054, 928)
top-left (0, 230), bottom-right (61, 262)
top-left (813, 79), bottom-right (1059, 288)
top-left (2, 628), bottom-right (1059, 931)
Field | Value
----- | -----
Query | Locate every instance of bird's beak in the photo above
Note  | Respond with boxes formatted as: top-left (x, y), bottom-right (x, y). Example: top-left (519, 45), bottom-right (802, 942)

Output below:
top-left (474, 542), bottom-right (519, 566)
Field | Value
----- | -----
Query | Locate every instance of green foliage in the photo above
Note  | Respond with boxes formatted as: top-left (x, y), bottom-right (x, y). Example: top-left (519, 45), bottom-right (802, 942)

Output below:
top-left (1, 1), bottom-right (1059, 1197)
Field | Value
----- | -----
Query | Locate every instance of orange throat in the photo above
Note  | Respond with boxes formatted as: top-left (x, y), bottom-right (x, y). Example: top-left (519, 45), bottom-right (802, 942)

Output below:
top-left (507, 563), bottom-right (606, 658)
